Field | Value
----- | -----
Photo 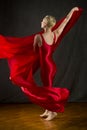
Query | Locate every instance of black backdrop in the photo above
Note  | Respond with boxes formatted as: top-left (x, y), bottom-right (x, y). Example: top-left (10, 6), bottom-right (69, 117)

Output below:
top-left (0, 0), bottom-right (87, 103)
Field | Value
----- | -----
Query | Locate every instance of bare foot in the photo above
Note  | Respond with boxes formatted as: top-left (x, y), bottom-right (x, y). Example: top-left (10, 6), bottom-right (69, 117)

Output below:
top-left (44, 111), bottom-right (57, 121)
top-left (40, 109), bottom-right (49, 117)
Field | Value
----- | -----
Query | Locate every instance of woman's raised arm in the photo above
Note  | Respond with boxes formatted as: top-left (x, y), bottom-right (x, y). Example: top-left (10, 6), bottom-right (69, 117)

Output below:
top-left (54, 7), bottom-right (79, 41)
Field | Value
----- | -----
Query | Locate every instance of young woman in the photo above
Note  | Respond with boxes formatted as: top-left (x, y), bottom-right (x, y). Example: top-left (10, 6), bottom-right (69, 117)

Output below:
top-left (33, 7), bottom-right (79, 121)
top-left (0, 7), bottom-right (83, 121)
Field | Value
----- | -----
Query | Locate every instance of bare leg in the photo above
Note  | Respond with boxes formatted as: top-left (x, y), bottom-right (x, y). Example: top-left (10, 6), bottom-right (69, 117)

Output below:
top-left (44, 111), bottom-right (57, 121)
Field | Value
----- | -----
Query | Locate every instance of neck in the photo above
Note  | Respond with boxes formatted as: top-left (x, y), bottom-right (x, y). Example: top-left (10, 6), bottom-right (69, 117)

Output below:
top-left (43, 27), bottom-right (52, 33)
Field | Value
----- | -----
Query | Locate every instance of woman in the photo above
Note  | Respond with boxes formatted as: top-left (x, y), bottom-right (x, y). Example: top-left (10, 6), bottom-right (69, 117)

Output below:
top-left (0, 7), bottom-right (83, 121)
top-left (33, 7), bottom-right (81, 120)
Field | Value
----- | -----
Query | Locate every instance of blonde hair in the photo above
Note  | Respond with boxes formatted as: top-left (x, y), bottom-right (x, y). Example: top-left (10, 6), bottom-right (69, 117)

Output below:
top-left (44, 15), bottom-right (56, 28)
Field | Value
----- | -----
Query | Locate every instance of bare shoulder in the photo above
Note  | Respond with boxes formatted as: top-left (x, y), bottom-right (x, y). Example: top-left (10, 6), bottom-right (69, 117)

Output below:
top-left (53, 30), bottom-right (59, 43)
top-left (53, 29), bottom-right (59, 35)
top-left (34, 34), bottom-right (41, 39)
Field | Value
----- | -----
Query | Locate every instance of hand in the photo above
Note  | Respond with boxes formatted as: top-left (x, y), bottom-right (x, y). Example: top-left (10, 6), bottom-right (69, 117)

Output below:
top-left (72, 7), bottom-right (79, 12)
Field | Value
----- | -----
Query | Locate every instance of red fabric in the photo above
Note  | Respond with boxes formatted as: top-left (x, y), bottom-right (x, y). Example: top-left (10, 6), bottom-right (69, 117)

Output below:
top-left (0, 8), bottom-right (83, 112)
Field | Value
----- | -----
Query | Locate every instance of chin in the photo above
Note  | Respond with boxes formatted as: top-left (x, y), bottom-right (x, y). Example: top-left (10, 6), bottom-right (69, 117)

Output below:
top-left (41, 25), bottom-right (44, 29)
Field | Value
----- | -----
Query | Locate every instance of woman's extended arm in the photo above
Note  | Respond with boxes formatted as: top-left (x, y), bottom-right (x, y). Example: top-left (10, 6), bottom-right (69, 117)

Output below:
top-left (54, 7), bottom-right (79, 41)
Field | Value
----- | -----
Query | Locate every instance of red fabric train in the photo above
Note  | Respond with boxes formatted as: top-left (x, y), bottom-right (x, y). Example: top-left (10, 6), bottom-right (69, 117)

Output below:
top-left (0, 8), bottom-right (83, 112)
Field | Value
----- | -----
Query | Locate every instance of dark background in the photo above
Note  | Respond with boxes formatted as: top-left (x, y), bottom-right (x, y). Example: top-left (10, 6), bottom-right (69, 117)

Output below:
top-left (0, 0), bottom-right (87, 103)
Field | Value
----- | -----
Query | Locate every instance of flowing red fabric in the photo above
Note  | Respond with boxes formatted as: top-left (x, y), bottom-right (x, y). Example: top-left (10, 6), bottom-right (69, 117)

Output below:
top-left (0, 8), bottom-right (83, 112)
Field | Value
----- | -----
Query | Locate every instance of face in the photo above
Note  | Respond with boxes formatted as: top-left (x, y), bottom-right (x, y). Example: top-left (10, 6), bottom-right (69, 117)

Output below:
top-left (41, 18), bottom-right (48, 28)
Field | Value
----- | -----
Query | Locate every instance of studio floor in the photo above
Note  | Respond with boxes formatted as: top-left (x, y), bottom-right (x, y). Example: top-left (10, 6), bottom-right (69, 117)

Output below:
top-left (0, 103), bottom-right (87, 130)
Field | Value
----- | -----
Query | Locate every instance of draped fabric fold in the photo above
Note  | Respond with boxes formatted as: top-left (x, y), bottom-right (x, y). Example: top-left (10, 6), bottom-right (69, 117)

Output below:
top-left (0, 8), bottom-right (83, 112)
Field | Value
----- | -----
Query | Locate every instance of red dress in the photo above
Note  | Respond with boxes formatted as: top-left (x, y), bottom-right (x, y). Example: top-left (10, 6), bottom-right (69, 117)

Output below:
top-left (39, 33), bottom-right (57, 87)
top-left (0, 8), bottom-right (83, 112)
